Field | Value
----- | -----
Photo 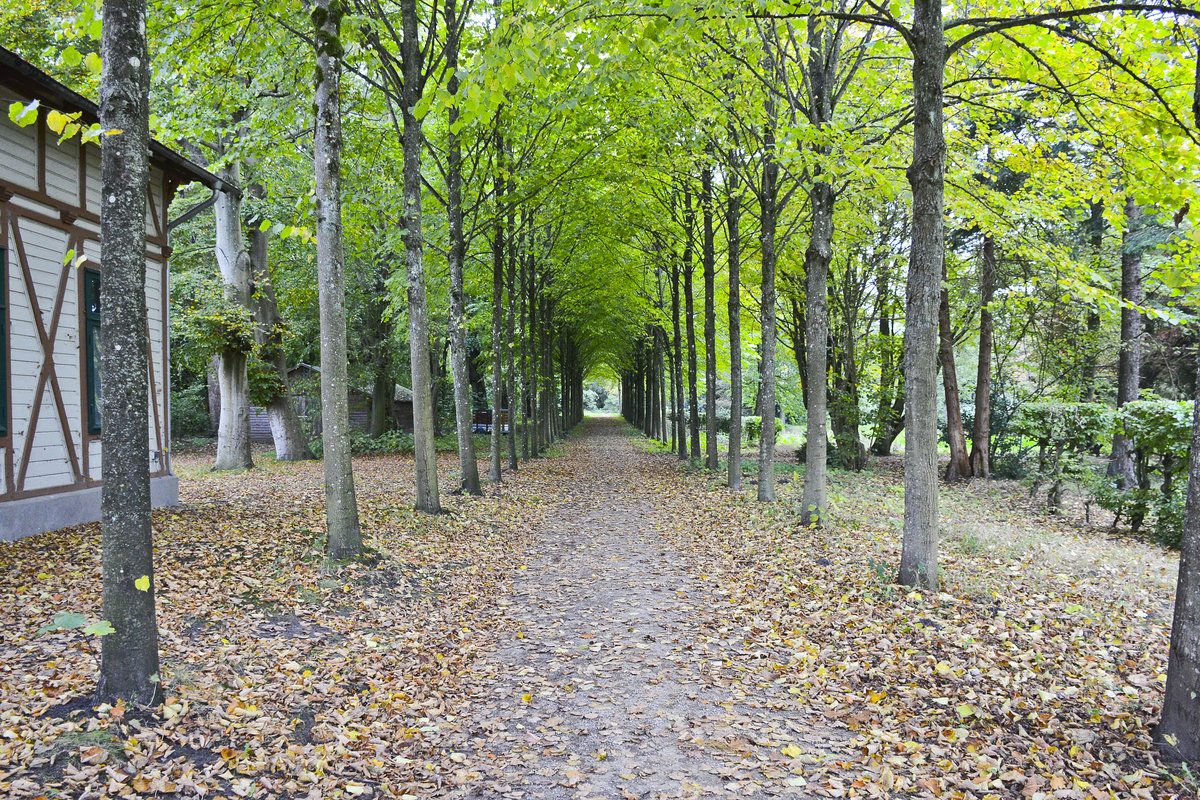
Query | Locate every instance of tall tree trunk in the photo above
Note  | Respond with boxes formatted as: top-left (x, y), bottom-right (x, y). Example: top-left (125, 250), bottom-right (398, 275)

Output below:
top-left (1081, 200), bottom-right (1104, 402)
top-left (97, 0), bottom-right (160, 705)
top-left (212, 165), bottom-right (254, 472)
top-left (489, 141), bottom-right (506, 480)
top-left (1159, 346), bottom-right (1200, 762)
top-left (530, 264), bottom-right (541, 457)
top-left (757, 43), bottom-right (780, 504)
top-left (871, 259), bottom-right (904, 455)
top-left (520, 244), bottom-right (530, 461)
top-left (401, 0), bottom-right (440, 513)
top-left (802, 181), bottom-right (833, 524)
top-left (727, 167), bottom-right (743, 490)
top-left (702, 164), bottom-right (719, 471)
top-left (969, 234), bottom-right (996, 477)
top-left (672, 249), bottom-right (686, 459)
top-left (248, 196), bottom-right (314, 461)
top-left (1110, 198), bottom-right (1142, 489)
top-left (790, 292), bottom-right (808, 409)
top-left (444, 0), bottom-right (481, 496)
top-left (830, 315), bottom-right (866, 470)
top-left (898, 0), bottom-right (944, 590)
top-left (684, 189), bottom-right (700, 460)
top-left (313, 0), bottom-right (363, 558)
top-left (363, 249), bottom-right (394, 438)
top-left (940, 257), bottom-right (971, 481)
top-left (505, 210), bottom-right (520, 470)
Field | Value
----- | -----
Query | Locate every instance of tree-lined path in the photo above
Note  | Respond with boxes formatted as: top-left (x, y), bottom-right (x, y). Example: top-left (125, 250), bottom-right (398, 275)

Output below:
top-left (441, 417), bottom-right (845, 799)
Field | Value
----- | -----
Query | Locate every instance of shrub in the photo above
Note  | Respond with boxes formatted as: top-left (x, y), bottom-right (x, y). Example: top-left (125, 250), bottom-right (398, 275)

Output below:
top-left (1012, 401), bottom-right (1111, 513)
top-left (1093, 395), bottom-right (1191, 545)
top-left (744, 416), bottom-right (783, 445)
top-left (170, 383), bottom-right (212, 439)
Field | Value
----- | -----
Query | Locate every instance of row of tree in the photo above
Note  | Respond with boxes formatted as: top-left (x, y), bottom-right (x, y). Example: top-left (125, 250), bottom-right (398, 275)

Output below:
top-left (10, 0), bottom-right (1200, 761)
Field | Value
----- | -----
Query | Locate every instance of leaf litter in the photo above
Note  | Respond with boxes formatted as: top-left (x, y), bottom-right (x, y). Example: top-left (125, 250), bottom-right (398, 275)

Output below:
top-left (0, 417), bottom-right (1191, 799)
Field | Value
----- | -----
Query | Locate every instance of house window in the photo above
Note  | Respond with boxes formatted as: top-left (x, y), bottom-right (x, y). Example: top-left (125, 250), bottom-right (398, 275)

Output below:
top-left (0, 248), bottom-right (7, 438)
top-left (84, 268), bottom-right (101, 435)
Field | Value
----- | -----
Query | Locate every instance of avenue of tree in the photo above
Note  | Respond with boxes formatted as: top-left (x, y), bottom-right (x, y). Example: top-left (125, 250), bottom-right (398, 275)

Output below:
top-left (6, 0), bottom-right (1200, 763)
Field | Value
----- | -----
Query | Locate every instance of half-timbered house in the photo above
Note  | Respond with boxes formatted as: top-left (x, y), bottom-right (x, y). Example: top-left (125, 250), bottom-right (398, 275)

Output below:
top-left (0, 47), bottom-right (223, 540)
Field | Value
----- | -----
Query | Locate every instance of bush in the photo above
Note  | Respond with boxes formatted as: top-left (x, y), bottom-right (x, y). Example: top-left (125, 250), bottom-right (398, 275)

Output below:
top-left (308, 429), bottom-right (416, 459)
top-left (171, 383), bottom-right (211, 439)
top-left (1013, 401), bottom-right (1111, 513)
top-left (744, 416), bottom-right (783, 445)
top-left (1093, 395), bottom-right (1191, 545)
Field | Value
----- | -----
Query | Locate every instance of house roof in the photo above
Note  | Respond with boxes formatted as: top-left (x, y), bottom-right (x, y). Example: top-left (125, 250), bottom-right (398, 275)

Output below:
top-left (0, 46), bottom-right (227, 192)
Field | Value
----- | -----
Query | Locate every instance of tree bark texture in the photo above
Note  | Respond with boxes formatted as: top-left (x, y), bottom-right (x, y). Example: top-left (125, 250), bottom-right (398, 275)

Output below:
top-left (1159, 346), bottom-right (1200, 761)
top-left (684, 189), bottom-right (700, 460)
top-left (248, 199), bottom-right (314, 461)
top-left (313, 0), bottom-right (364, 557)
top-left (97, 0), bottom-right (160, 705)
top-left (757, 49), bottom-right (780, 504)
top-left (443, 0), bottom-right (482, 496)
top-left (400, 0), bottom-right (440, 513)
top-left (968, 234), bottom-right (996, 478)
top-left (1081, 200), bottom-right (1104, 403)
top-left (505, 211), bottom-right (520, 471)
top-left (727, 168), bottom-right (743, 490)
top-left (672, 247), bottom-right (686, 460)
top-left (939, 257), bottom-right (971, 481)
top-left (802, 181), bottom-right (833, 524)
top-left (1110, 197), bottom-right (1142, 489)
top-left (212, 164), bottom-right (254, 472)
top-left (702, 165), bottom-right (718, 471)
top-left (898, 0), bottom-right (944, 590)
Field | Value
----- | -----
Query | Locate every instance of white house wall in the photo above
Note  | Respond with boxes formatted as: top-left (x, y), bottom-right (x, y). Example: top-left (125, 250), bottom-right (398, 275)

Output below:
top-left (0, 101), bottom-right (175, 535)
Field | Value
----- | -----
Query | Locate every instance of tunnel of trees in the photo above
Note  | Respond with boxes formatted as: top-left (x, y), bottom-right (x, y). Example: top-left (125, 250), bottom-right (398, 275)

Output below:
top-left (6, 0), bottom-right (1200, 765)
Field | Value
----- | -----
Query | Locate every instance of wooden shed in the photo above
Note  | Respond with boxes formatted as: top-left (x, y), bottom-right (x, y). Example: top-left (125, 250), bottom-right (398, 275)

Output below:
top-left (0, 47), bottom-right (223, 540)
top-left (244, 365), bottom-right (415, 440)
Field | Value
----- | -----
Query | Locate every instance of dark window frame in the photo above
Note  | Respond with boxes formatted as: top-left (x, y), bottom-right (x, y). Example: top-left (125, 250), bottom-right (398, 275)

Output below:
top-left (84, 267), bottom-right (101, 435)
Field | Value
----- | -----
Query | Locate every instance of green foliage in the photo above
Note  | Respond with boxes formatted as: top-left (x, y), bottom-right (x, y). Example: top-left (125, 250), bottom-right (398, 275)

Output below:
top-left (744, 416), bottom-right (783, 446)
top-left (170, 271), bottom-right (256, 370)
top-left (171, 383), bottom-right (212, 439)
top-left (1092, 395), bottom-right (1192, 546)
top-left (1013, 402), bottom-right (1111, 512)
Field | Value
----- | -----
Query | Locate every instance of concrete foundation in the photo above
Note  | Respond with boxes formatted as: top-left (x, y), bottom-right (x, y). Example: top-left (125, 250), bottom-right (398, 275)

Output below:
top-left (0, 476), bottom-right (179, 542)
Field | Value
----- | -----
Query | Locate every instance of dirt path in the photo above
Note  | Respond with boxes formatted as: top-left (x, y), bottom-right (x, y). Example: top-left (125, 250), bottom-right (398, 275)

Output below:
top-left (441, 418), bottom-right (844, 799)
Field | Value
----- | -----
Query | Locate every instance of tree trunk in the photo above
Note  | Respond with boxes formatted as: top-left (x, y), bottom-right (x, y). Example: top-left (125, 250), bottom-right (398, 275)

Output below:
top-left (313, 0), bottom-right (363, 557)
top-left (802, 181), bottom-right (833, 523)
top-left (97, 0), bottom-right (160, 705)
top-left (489, 139), bottom-right (505, 481)
top-left (1158, 346), bottom-right (1200, 762)
top-left (443, 0), bottom-right (481, 496)
top-left (1110, 197), bottom-right (1142, 489)
top-left (505, 209), bottom-right (520, 471)
top-left (897, 0), bottom-right (944, 590)
top-left (727, 165), bottom-right (743, 490)
top-left (702, 164), bottom-right (719, 471)
top-left (520, 244), bottom-right (530, 461)
top-left (1081, 200), bottom-right (1104, 402)
top-left (212, 165), bottom-right (254, 472)
top-left (940, 257), bottom-right (971, 481)
top-left (248, 200), bottom-right (314, 461)
top-left (400, 0), bottom-right (440, 513)
top-left (672, 247), bottom-right (686, 459)
top-left (968, 233), bottom-right (996, 478)
top-left (684, 189), bottom-right (700, 460)
top-left (871, 267), bottom-right (905, 456)
top-left (757, 45), bottom-right (780, 504)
